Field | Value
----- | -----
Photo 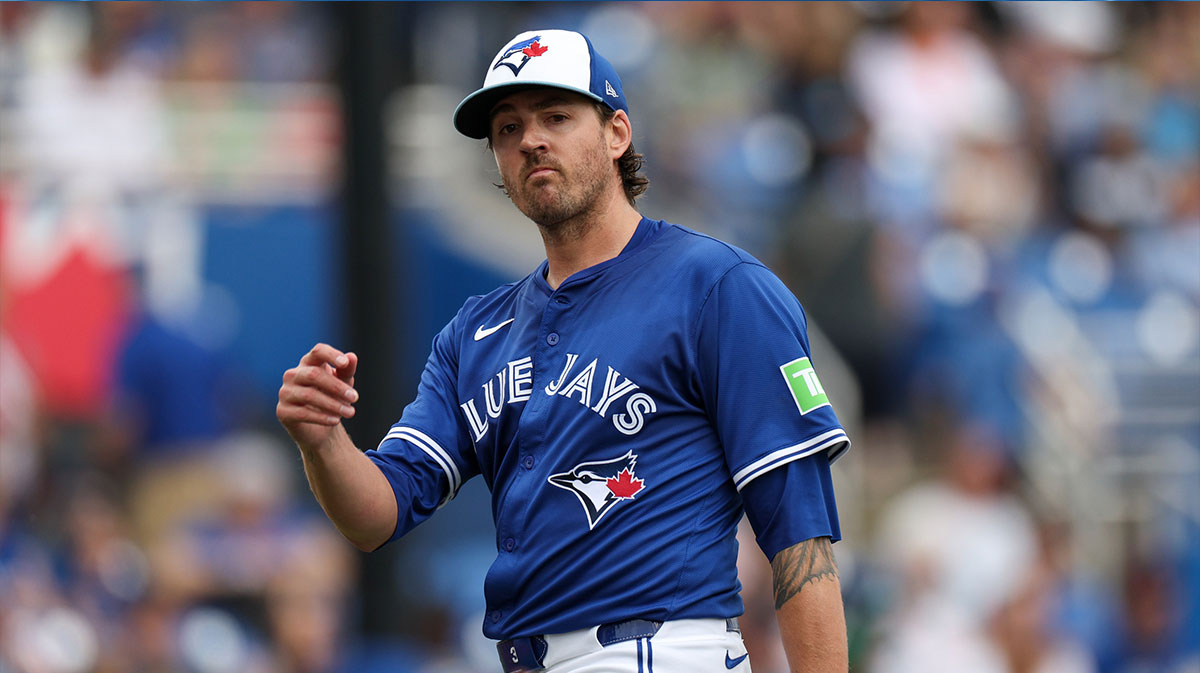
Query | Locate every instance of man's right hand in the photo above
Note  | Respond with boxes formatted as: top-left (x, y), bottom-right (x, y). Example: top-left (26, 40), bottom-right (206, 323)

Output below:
top-left (277, 343), bottom-right (359, 452)
top-left (276, 343), bottom-right (395, 551)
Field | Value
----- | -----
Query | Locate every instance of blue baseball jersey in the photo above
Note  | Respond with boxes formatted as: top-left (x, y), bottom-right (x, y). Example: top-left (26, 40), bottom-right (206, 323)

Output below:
top-left (366, 217), bottom-right (849, 639)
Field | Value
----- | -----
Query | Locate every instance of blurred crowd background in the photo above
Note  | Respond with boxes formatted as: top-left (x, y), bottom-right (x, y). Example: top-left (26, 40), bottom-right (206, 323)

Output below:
top-left (0, 2), bottom-right (1197, 673)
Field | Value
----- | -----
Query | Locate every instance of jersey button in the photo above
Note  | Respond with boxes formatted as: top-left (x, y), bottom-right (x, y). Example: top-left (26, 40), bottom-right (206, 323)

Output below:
top-left (503, 537), bottom-right (516, 552)
top-left (555, 296), bottom-right (569, 305)
top-left (546, 332), bottom-right (559, 346)
top-left (522, 455), bottom-right (534, 470)
top-left (488, 610), bottom-right (501, 623)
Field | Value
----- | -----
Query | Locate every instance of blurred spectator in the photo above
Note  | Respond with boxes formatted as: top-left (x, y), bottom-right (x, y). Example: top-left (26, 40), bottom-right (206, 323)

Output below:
top-left (174, 2), bottom-right (329, 83)
top-left (869, 422), bottom-right (1039, 671)
top-left (4, 2), bottom-right (170, 422)
top-left (846, 2), bottom-right (1017, 235)
top-left (149, 434), bottom-right (316, 601)
top-left (104, 302), bottom-right (235, 456)
top-left (869, 591), bottom-right (1003, 673)
top-left (0, 296), bottom-right (40, 516)
top-left (54, 474), bottom-right (149, 671)
top-left (263, 527), bottom-right (355, 673)
top-left (632, 2), bottom-right (808, 251)
top-left (1128, 163), bottom-right (1200, 301)
top-left (1104, 558), bottom-right (1200, 673)
top-left (234, 2), bottom-right (330, 83)
top-left (987, 560), bottom-right (1096, 673)
top-left (102, 303), bottom-right (238, 544)
top-left (13, 4), bottom-right (170, 190)
top-left (143, 434), bottom-right (357, 673)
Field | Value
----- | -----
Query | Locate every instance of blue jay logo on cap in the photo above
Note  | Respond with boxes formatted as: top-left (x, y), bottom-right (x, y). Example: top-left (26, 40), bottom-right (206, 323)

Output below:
top-left (493, 35), bottom-right (549, 77)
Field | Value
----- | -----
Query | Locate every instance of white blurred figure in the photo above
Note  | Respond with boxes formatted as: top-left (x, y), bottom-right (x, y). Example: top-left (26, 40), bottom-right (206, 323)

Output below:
top-left (847, 3), bottom-right (1017, 199)
top-left (13, 9), bottom-right (168, 196)
top-left (986, 561), bottom-right (1096, 673)
top-left (7, 3), bottom-right (203, 332)
top-left (869, 423), bottom-right (1039, 673)
top-left (844, 2), bottom-right (1028, 326)
top-left (870, 595), bottom-right (1006, 673)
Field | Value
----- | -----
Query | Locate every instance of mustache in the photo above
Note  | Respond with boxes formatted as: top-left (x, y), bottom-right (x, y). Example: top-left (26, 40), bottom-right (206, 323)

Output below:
top-left (523, 156), bottom-right (562, 178)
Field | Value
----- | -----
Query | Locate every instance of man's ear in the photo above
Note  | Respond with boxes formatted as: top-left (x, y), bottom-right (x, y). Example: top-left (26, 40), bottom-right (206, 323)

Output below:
top-left (607, 110), bottom-right (632, 159)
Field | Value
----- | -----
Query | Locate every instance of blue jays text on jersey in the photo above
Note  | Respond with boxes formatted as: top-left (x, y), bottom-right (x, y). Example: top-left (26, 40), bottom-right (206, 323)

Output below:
top-left (459, 350), bottom-right (657, 442)
top-left (366, 217), bottom-right (849, 640)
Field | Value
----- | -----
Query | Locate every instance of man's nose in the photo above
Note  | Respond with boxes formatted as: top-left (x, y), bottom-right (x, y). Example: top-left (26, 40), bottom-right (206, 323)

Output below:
top-left (519, 123), bottom-right (549, 153)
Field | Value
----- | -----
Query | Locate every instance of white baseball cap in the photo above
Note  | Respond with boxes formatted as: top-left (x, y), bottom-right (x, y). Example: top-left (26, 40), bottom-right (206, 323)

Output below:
top-left (453, 29), bottom-right (629, 139)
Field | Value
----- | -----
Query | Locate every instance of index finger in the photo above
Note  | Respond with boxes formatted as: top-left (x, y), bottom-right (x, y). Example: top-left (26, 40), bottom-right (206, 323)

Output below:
top-left (299, 343), bottom-right (350, 369)
top-left (335, 351), bottom-right (358, 384)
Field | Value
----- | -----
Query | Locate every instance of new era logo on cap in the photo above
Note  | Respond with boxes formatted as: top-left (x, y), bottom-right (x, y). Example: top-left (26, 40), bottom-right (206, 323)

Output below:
top-left (453, 29), bottom-right (629, 139)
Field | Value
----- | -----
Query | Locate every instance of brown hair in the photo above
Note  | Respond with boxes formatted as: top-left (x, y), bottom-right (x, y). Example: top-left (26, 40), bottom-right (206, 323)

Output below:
top-left (594, 102), bottom-right (650, 205)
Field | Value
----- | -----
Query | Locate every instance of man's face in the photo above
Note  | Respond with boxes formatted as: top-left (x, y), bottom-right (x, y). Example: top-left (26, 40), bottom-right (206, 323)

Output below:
top-left (489, 89), bottom-right (616, 230)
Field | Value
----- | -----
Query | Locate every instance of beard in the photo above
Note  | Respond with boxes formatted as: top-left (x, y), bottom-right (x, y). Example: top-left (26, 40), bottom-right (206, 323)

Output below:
top-left (502, 138), bottom-right (612, 239)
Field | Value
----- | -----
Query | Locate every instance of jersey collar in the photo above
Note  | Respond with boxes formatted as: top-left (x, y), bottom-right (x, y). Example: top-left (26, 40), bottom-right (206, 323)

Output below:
top-left (531, 217), bottom-right (665, 296)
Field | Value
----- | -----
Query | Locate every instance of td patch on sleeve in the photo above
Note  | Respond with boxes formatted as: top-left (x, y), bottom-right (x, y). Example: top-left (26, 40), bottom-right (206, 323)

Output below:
top-left (779, 357), bottom-right (830, 415)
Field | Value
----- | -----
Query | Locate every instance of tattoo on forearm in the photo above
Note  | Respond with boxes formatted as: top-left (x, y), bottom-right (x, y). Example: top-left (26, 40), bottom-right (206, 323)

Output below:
top-left (771, 536), bottom-right (838, 610)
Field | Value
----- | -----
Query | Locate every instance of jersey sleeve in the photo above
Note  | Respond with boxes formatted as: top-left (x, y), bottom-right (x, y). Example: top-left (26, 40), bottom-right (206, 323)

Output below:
top-left (365, 311), bottom-right (481, 544)
top-left (696, 262), bottom-right (850, 492)
top-left (741, 451), bottom-right (841, 561)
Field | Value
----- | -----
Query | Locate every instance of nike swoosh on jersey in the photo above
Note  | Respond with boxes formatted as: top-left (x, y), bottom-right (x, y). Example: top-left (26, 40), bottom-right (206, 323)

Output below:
top-left (725, 651), bottom-right (748, 669)
top-left (473, 319), bottom-right (515, 341)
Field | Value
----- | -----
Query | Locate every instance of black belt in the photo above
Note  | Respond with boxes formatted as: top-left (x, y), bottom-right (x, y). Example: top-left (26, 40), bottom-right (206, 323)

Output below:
top-left (497, 617), bottom-right (740, 673)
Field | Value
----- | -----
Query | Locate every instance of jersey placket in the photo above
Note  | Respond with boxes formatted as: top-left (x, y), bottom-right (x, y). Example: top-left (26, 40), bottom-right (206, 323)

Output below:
top-left (485, 280), bottom-right (579, 626)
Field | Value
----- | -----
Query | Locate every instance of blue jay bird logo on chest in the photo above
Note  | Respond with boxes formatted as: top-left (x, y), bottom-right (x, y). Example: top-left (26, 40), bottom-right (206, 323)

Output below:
top-left (548, 450), bottom-right (645, 530)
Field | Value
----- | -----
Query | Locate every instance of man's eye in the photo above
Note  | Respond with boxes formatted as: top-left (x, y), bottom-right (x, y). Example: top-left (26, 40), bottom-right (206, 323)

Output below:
top-left (548, 114), bottom-right (567, 123)
top-left (497, 123), bottom-right (517, 135)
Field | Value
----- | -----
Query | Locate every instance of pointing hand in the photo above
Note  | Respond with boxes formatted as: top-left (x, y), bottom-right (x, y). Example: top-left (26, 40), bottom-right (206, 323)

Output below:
top-left (277, 343), bottom-right (359, 452)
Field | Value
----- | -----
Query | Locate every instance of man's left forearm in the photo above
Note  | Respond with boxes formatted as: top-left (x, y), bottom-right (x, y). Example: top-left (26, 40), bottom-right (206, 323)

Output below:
top-left (771, 536), bottom-right (849, 673)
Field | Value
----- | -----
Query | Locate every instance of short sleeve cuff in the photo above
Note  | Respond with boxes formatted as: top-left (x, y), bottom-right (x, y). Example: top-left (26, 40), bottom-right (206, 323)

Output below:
top-left (731, 428), bottom-right (849, 492)
top-left (376, 425), bottom-right (463, 507)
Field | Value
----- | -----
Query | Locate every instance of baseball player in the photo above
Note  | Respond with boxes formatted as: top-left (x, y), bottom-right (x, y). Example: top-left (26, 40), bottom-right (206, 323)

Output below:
top-left (277, 29), bottom-right (849, 673)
